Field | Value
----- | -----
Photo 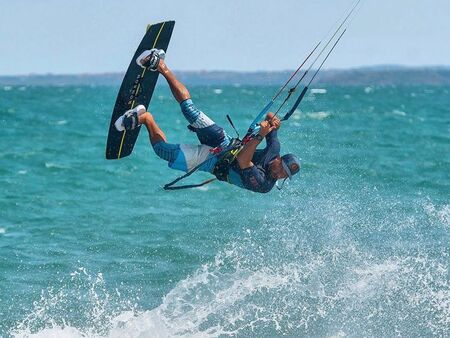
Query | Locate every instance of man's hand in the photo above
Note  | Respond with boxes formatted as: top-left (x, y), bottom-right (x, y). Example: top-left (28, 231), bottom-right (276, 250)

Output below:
top-left (266, 112), bottom-right (281, 130)
top-left (258, 120), bottom-right (275, 137)
top-left (238, 112), bottom-right (277, 169)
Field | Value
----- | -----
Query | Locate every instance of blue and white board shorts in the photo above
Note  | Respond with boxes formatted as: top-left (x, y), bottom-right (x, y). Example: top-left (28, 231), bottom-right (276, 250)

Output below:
top-left (152, 99), bottom-right (233, 173)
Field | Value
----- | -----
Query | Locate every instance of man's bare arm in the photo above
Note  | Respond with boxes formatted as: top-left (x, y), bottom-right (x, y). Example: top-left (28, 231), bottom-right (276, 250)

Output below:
top-left (237, 120), bottom-right (275, 169)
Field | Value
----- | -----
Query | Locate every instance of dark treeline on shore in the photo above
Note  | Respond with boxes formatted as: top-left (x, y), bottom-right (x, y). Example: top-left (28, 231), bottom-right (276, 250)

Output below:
top-left (1, 66), bottom-right (450, 86)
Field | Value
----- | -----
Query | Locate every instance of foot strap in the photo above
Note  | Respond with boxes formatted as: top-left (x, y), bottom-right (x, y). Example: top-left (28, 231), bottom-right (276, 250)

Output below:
top-left (114, 105), bottom-right (146, 131)
top-left (123, 111), bottom-right (139, 130)
top-left (136, 49), bottom-right (166, 71)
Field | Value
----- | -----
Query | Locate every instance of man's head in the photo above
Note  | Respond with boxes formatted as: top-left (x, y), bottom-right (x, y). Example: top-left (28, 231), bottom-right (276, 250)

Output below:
top-left (269, 154), bottom-right (301, 180)
top-left (281, 154), bottom-right (300, 179)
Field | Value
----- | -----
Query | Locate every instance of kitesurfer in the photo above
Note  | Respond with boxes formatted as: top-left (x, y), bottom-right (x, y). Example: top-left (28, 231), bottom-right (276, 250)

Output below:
top-left (115, 49), bottom-right (300, 193)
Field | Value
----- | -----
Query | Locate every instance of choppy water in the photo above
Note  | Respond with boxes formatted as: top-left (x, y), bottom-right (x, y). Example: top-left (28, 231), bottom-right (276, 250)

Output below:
top-left (0, 83), bottom-right (449, 337)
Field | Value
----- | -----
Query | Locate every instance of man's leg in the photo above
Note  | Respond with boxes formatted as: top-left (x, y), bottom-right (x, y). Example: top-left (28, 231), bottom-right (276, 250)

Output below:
top-left (138, 112), bottom-right (181, 164)
top-left (157, 60), bottom-right (190, 103)
top-left (138, 111), bottom-right (216, 173)
top-left (138, 112), bottom-right (167, 145)
top-left (157, 60), bottom-right (232, 149)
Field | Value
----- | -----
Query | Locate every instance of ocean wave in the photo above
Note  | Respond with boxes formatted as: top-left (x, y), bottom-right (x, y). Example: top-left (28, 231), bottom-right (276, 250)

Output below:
top-left (11, 195), bottom-right (449, 337)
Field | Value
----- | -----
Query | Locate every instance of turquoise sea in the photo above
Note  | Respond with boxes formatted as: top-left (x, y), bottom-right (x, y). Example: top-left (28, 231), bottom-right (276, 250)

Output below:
top-left (0, 83), bottom-right (449, 337)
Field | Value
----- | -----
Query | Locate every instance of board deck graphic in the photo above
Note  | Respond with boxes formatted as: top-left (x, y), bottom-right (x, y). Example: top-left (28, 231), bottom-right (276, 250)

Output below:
top-left (106, 21), bottom-right (175, 159)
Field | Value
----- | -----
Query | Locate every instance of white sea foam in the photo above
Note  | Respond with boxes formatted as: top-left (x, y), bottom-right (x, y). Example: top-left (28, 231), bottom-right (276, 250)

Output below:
top-left (0, 227), bottom-right (6, 234)
top-left (310, 88), bottom-right (327, 94)
top-left (55, 120), bottom-right (68, 125)
top-left (14, 326), bottom-right (85, 338)
top-left (307, 111), bottom-right (331, 120)
top-left (287, 110), bottom-right (331, 121)
top-left (364, 86), bottom-right (374, 94)
top-left (45, 162), bottom-right (69, 169)
top-left (344, 261), bottom-right (400, 297)
top-left (292, 112), bottom-right (302, 120)
top-left (213, 89), bottom-right (223, 94)
top-left (240, 89), bottom-right (254, 95)
top-left (3, 85), bottom-right (12, 91)
top-left (106, 260), bottom-right (304, 337)
top-left (424, 202), bottom-right (450, 227)
top-left (392, 109), bottom-right (407, 116)
top-left (327, 331), bottom-right (347, 338)
top-left (197, 185), bottom-right (210, 192)
top-left (12, 267), bottom-right (140, 338)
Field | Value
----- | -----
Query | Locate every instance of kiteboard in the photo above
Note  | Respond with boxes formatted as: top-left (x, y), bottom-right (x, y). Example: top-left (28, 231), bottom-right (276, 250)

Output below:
top-left (106, 20), bottom-right (175, 159)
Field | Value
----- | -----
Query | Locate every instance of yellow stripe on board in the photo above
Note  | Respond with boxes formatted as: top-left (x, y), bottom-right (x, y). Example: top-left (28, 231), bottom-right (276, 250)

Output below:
top-left (152, 22), bottom-right (165, 49)
top-left (117, 22), bottom-right (166, 159)
top-left (117, 130), bottom-right (127, 159)
top-left (130, 23), bottom-right (166, 107)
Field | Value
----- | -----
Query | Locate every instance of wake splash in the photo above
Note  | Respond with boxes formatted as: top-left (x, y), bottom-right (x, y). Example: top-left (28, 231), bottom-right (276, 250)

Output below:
top-left (122, 221), bottom-right (449, 337)
top-left (12, 267), bottom-right (140, 338)
top-left (12, 195), bottom-right (450, 337)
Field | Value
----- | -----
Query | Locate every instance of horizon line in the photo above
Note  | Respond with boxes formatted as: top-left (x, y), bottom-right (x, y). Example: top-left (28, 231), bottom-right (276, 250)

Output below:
top-left (1, 64), bottom-right (450, 78)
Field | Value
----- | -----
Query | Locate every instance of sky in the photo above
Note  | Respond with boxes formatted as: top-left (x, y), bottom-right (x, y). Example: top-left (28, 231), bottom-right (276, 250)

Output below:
top-left (1, 0), bottom-right (450, 75)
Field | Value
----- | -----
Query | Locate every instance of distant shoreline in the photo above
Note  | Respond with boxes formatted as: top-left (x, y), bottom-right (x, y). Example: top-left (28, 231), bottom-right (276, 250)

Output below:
top-left (1, 66), bottom-right (450, 86)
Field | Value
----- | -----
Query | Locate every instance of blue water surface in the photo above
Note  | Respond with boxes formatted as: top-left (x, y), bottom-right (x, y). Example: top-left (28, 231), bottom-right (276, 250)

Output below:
top-left (0, 84), bottom-right (449, 337)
